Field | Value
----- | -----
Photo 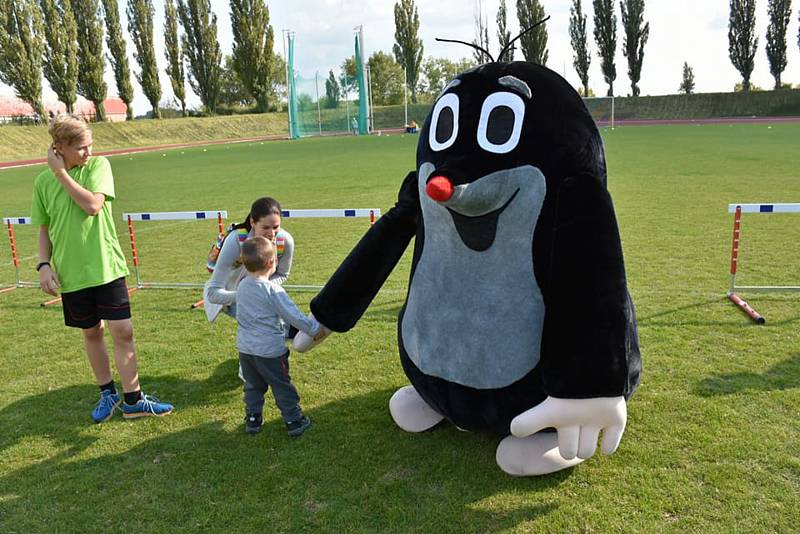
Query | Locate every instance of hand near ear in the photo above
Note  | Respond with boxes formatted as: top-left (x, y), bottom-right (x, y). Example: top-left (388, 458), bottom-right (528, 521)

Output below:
top-left (47, 145), bottom-right (66, 174)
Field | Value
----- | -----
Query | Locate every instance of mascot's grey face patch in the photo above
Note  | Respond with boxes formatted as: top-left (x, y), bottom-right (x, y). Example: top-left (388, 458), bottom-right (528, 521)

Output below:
top-left (401, 162), bottom-right (547, 389)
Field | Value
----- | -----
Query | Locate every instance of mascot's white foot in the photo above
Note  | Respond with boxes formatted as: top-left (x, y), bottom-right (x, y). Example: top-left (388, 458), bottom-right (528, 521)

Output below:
top-left (496, 433), bottom-right (585, 476)
top-left (389, 385), bottom-right (445, 432)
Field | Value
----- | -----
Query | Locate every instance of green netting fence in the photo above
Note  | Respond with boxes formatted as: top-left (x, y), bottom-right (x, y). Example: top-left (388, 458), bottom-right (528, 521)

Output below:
top-left (286, 32), bottom-right (369, 138)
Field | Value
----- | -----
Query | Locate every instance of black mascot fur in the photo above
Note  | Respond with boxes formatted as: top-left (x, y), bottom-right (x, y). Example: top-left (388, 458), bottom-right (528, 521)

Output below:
top-left (301, 34), bottom-right (641, 475)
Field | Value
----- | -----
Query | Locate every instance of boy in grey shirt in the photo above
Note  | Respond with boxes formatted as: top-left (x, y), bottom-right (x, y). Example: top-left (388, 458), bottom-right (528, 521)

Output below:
top-left (236, 236), bottom-right (324, 436)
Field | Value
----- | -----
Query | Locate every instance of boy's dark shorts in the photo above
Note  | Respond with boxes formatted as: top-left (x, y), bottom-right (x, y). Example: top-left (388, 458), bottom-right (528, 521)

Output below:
top-left (61, 277), bottom-right (131, 329)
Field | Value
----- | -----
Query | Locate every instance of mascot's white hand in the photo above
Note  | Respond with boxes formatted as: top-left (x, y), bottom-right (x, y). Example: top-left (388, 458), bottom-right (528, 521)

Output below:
top-left (509, 396), bottom-right (627, 460)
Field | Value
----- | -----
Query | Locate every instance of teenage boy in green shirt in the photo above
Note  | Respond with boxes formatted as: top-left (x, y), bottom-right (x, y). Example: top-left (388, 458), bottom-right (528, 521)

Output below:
top-left (32, 115), bottom-right (173, 423)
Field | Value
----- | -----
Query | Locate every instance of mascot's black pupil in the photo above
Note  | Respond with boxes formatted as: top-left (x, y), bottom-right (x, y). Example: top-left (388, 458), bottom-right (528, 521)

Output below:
top-left (435, 107), bottom-right (455, 143)
top-left (486, 106), bottom-right (515, 145)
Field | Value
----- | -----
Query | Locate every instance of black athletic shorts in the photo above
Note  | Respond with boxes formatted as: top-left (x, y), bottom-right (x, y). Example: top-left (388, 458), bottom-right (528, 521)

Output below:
top-left (61, 277), bottom-right (132, 329)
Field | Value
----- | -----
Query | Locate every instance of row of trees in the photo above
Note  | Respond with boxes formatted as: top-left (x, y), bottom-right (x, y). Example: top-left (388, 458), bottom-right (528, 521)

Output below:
top-left (729, 0), bottom-right (795, 92)
top-left (0, 0), bottom-right (280, 121)
top-left (390, 0), bottom-right (800, 98)
top-left (2, 0), bottom-right (798, 123)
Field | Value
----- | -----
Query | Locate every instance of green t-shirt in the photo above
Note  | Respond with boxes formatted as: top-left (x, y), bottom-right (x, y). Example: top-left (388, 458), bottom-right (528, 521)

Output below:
top-left (30, 156), bottom-right (129, 293)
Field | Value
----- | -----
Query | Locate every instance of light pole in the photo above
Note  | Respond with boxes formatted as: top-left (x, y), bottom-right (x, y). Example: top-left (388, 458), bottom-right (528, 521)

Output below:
top-left (282, 29), bottom-right (293, 138)
top-left (404, 66), bottom-right (408, 127)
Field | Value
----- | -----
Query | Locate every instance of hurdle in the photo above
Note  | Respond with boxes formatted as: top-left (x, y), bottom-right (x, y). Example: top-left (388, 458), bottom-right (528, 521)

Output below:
top-left (126, 208), bottom-right (381, 308)
top-left (124, 210), bottom-right (228, 291)
top-left (3, 216), bottom-right (142, 307)
top-left (2, 217), bottom-right (39, 294)
top-left (727, 203), bottom-right (800, 324)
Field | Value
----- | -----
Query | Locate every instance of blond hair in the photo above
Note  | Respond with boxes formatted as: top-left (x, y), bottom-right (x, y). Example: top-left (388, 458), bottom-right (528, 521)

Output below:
top-left (48, 114), bottom-right (91, 146)
top-left (241, 236), bottom-right (276, 273)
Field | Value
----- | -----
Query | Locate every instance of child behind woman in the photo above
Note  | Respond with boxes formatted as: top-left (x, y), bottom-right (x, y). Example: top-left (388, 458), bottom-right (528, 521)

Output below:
top-left (236, 236), bottom-right (323, 436)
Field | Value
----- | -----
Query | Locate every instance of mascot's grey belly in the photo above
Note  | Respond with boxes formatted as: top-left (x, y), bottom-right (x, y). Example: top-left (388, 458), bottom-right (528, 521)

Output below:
top-left (399, 163), bottom-right (551, 433)
top-left (402, 163), bottom-right (546, 389)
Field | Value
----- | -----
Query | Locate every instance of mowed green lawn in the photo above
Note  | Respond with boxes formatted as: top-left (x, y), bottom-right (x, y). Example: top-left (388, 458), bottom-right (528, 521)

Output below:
top-left (0, 126), bottom-right (798, 532)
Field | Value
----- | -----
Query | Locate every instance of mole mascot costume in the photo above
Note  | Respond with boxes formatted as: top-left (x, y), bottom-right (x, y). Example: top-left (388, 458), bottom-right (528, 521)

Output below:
top-left (295, 25), bottom-right (641, 476)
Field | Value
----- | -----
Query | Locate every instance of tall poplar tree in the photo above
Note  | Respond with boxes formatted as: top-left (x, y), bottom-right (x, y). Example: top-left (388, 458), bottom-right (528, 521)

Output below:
top-left (127, 0), bottom-right (161, 118)
top-left (569, 0), bottom-right (591, 96)
top-left (102, 0), bottom-right (134, 119)
top-left (164, 0), bottom-right (186, 116)
top-left (177, 0), bottom-right (222, 114)
top-left (728, 0), bottom-right (758, 92)
top-left (497, 0), bottom-right (513, 61)
top-left (593, 0), bottom-right (617, 96)
top-left (324, 69), bottom-right (340, 109)
top-left (39, 0), bottom-right (78, 113)
top-left (393, 0), bottom-right (423, 103)
top-left (516, 0), bottom-right (548, 64)
top-left (72, 0), bottom-right (107, 121)
top-left (679, 62), bottom-right (695, 95)
top-left (765, 0), bottom-right (792, 89)
top-left (472, 2), bottom-right (491, 64)
top-left (620, 0), bottom-right (649, 96)
top-left (230, 0), bottom-right (274, 113)
top-left (0, 0), bottom-right (46, 120)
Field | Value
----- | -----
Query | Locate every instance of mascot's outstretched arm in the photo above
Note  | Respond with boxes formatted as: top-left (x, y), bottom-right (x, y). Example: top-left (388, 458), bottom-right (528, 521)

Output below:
top-left (310, 171), bottom-right (420, 332)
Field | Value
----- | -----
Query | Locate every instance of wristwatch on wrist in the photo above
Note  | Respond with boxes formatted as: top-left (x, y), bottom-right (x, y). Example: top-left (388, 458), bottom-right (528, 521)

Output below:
top-left (36, 261), bottom-right (50, 271)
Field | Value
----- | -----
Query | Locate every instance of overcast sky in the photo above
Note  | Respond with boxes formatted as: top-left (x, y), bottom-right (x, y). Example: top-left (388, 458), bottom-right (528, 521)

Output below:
top-left (3, 0), bottom-right (800, 111)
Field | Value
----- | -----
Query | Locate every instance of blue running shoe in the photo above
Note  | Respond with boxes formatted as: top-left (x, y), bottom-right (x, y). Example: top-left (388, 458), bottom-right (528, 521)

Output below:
top-left (121, 393), bottom-right (174, 419)
top-left (92, 390), bottom-right (121, 423)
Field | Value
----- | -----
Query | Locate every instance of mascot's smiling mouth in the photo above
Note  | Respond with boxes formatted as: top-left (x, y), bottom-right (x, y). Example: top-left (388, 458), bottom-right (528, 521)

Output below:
top-left (446, 189), bottom-right (520, 251)
top-left (419, 163), bottom-right (541, 253)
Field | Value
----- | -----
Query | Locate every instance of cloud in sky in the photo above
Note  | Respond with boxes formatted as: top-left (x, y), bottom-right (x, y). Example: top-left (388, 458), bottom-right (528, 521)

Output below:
top-left (2, 0), bottom-right (799, 112)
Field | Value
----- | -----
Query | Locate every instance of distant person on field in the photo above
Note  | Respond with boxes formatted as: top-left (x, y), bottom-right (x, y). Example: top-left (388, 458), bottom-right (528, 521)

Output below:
top-left (235, 236), bottom-right (325, 436)
top-left (31, 114), bottom-right (173, 423)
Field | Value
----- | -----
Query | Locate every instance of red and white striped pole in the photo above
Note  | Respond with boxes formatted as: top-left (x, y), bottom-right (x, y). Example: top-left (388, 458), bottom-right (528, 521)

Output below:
top-left (7, 220), bottom-right (20, 288)
top-left (729, 205), bottom-right (741, 291)
top-left (727, 205), bottom-right (765, 324)
top-left (127, 215), bottom-right (142, 288)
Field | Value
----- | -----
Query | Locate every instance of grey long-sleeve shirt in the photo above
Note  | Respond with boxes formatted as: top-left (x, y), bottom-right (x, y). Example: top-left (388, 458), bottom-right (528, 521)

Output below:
top-left (236, 274), bottom-right (320, 358)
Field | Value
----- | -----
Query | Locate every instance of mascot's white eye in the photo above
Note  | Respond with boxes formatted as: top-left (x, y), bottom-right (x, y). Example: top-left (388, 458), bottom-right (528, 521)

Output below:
top-left (477, 92), bottom-right (525, 154)
top-left (429, 93), bottom-right (459, 151)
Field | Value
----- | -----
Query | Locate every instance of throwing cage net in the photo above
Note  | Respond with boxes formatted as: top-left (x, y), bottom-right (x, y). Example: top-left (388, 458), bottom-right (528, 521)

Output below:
top-left (286, 31), bottom-right (369, 138)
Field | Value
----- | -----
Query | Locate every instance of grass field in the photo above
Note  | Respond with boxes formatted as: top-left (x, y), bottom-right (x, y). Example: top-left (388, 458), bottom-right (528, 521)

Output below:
top-left (1, 125), bottom-right (799, 532)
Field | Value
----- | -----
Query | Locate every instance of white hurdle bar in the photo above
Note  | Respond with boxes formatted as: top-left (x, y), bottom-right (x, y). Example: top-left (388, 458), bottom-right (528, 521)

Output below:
top-left (123, 211), bottom-right (228, 291)
top-left (2, 217), bottom-right (39, 295)
top-left (726, 203), bottom-right (800, 325)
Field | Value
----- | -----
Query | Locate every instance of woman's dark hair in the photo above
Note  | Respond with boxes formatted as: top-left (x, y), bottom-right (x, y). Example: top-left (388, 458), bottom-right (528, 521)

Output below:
top-left (234, 197), bottom-right (282, 231)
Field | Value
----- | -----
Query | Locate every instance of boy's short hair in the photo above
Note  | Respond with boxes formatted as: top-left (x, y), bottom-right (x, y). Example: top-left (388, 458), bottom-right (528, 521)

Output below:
top-left (241, 236), bottom-right (276, 273)
top-left (49, 114), bottom-right (91, 146)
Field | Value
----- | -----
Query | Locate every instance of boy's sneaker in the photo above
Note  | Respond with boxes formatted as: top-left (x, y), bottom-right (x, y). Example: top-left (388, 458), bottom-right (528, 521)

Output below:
top-left (92, 390), bottom-right (121, 423)
top-left (121, 393), bottom-right (174, 419)
top-left (244, 413), bottom-right (263, 434)
top-left (286, 415), bottom-right (311, 437)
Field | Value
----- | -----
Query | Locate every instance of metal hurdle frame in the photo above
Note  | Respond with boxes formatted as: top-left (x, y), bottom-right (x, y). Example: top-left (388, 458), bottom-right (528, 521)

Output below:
top-left (125, 208), bottom-right (381, 307)
top-left (2, 217), bottom-right (38, 295)
top-left (727, 203), bottom-right (800, 324)
top-left (124, 211), bottom-right (228, 292)
top-left (2, 216), bottom-right (138, 307)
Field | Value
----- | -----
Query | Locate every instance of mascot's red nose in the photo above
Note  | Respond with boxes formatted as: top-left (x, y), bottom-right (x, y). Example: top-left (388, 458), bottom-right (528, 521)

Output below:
top-left (426, 175), bottom-right (454, 202)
